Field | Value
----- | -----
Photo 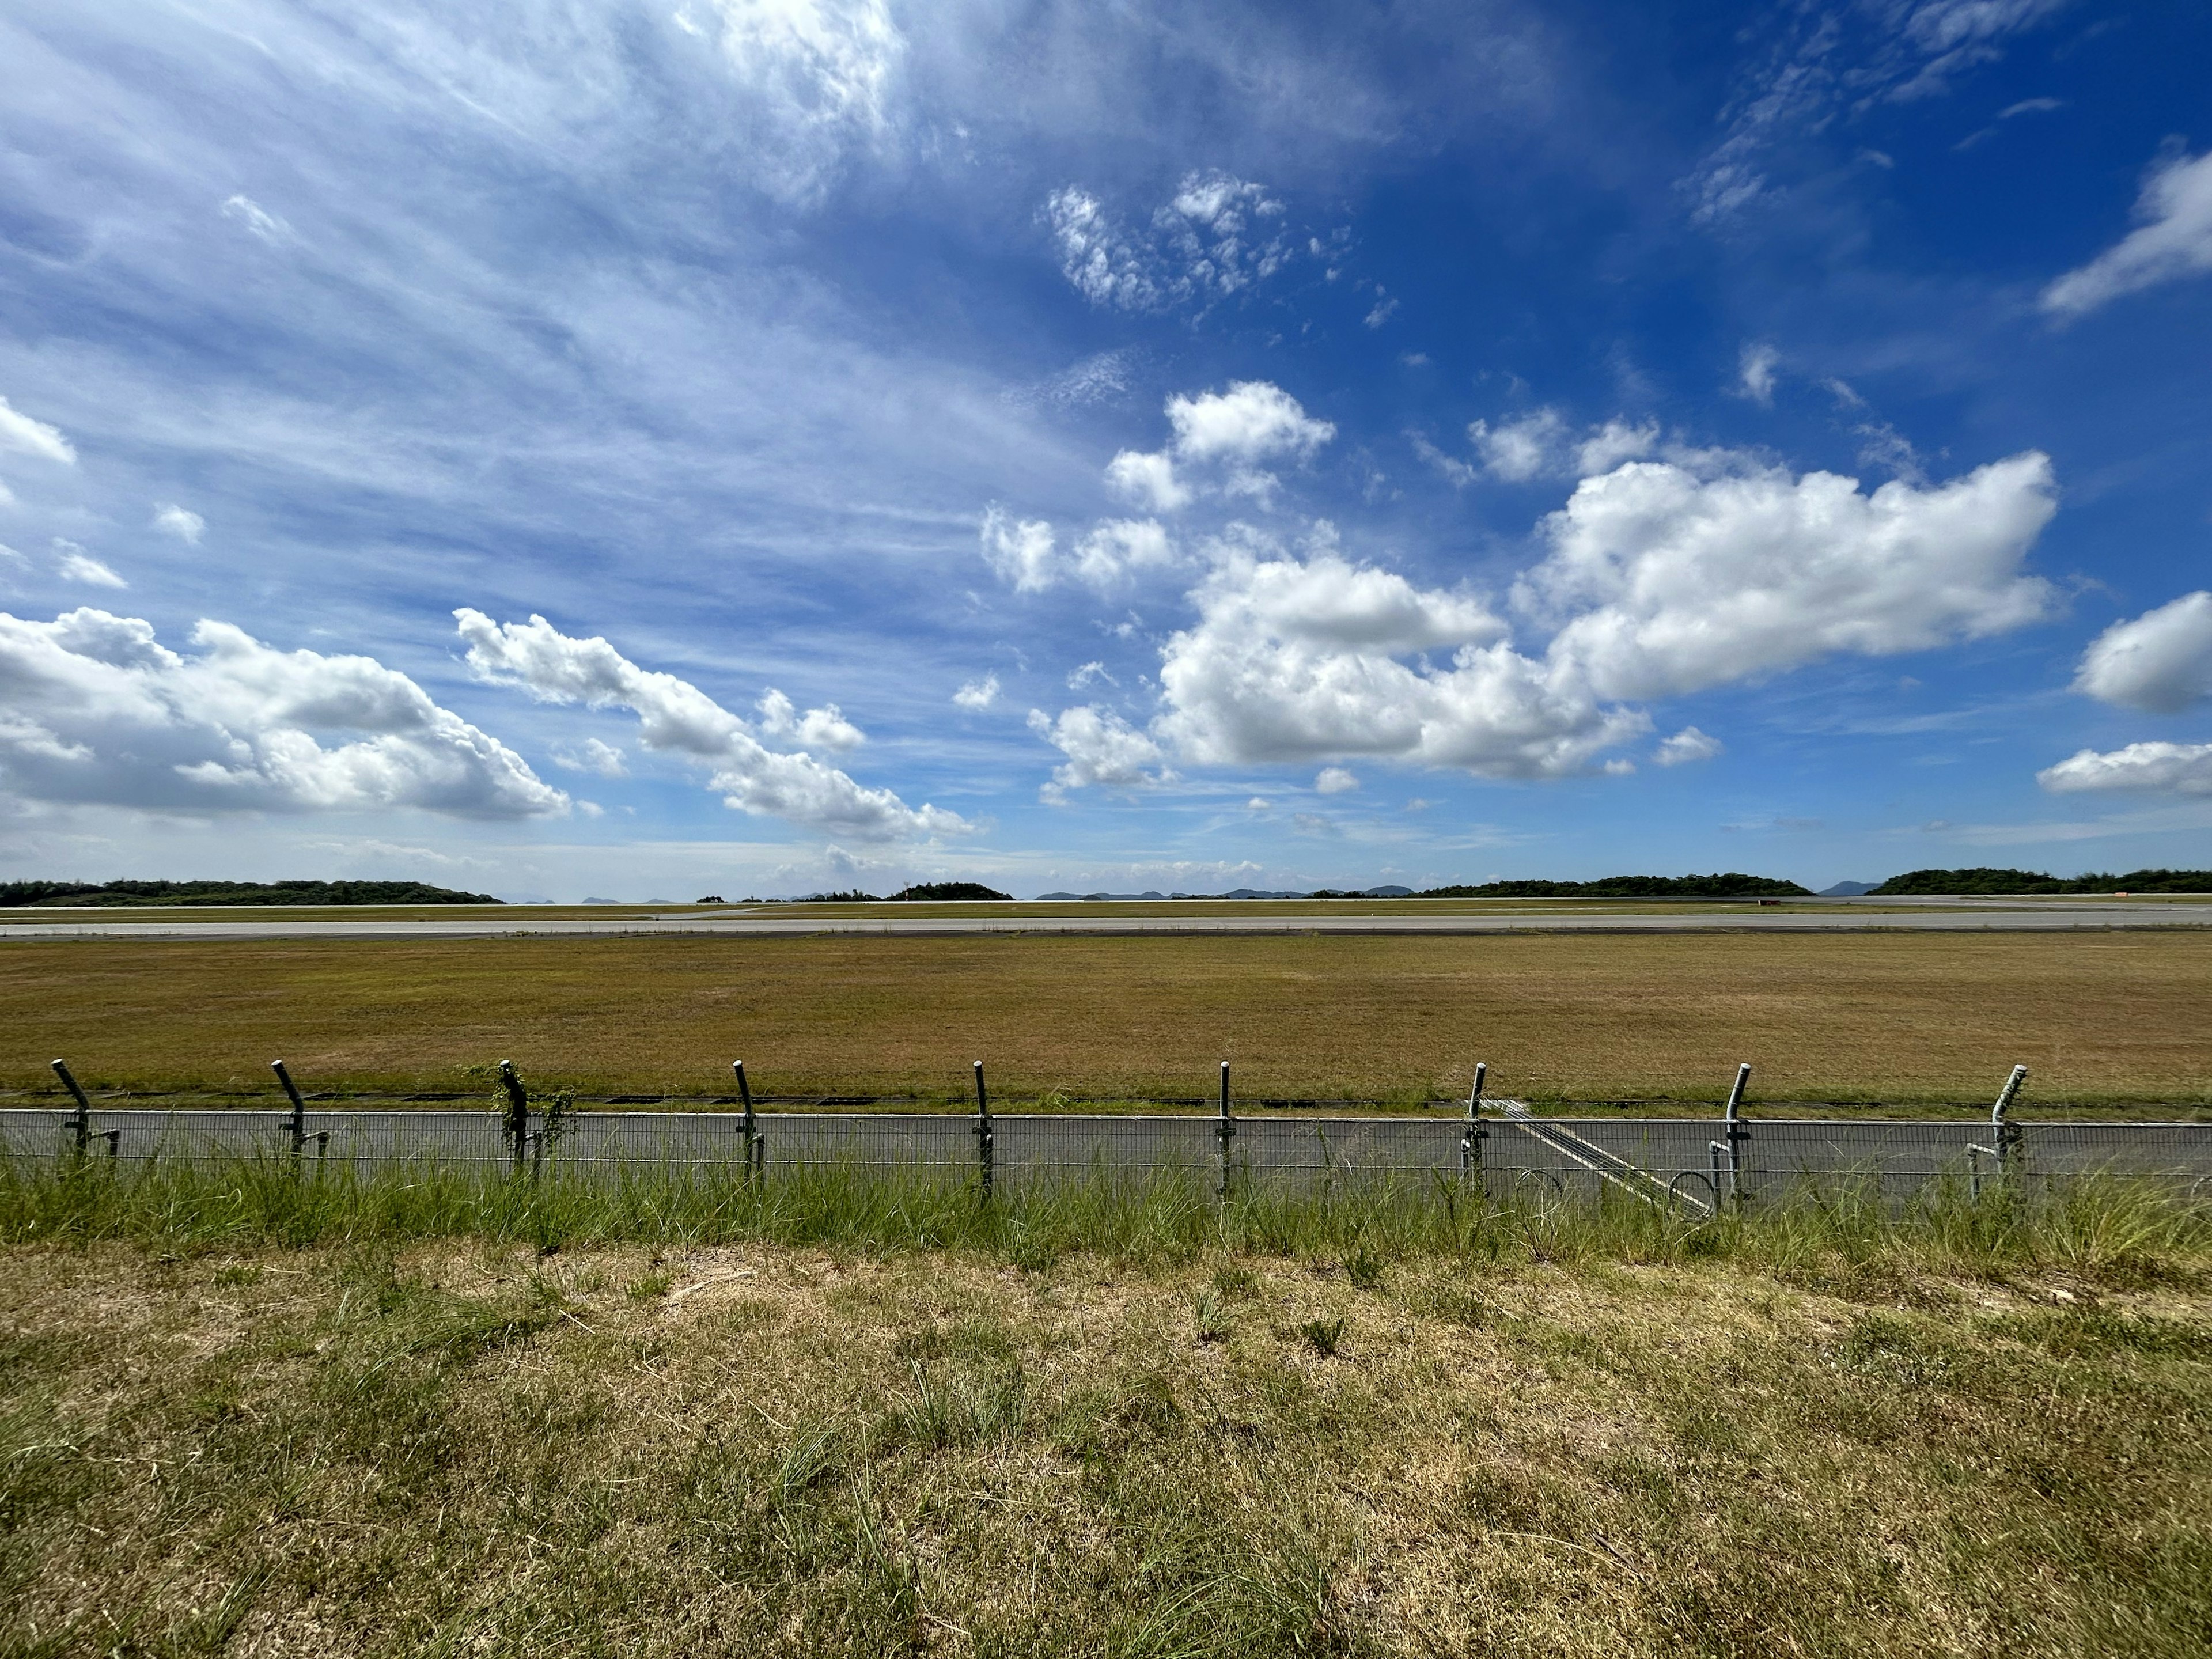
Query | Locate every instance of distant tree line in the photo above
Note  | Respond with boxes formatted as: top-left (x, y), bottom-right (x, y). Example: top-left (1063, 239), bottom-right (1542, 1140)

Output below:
top-left (1869, 867), bottom-right (2212, 895)
top-left (794, 882), bottom-right (1014, 902)
top-left (0, 880), bottom-right (501, 907)
top-left (1418, 873), bottom-right (1810, 899)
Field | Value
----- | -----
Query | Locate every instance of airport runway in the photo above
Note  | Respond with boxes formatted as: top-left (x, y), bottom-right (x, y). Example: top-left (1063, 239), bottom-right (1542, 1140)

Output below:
top-left (2, 900), bottom-right (2207, 940)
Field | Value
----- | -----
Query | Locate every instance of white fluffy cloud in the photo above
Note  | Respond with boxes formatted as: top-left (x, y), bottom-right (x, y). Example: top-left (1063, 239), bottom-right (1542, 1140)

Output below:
top-left (1529, 451), bottom-right (2058, 702)
top-left (1102, 381), bottom-right (1334, 515)
top-left (2043, 150), bottom-right (2212, 317)
top-left (54, 543), bottom-right (127, 589)
top-left (1150, 452), bottom-right (2056, 782)
top-left (1469, 410), bottom-right (1566, 481)
top-left (0, 608), bottom-right (566, 817)
top-left (1074, 519), bottom-right (1176, 586)
top-left (1105, 449), bottom-right (1191, 513)
top-left (756, 687), bottom-right (863, 751)
top-left (2073, 592), bottom-right (2212, 713)
top-left (2039, 742), bottom-right (2212, 796)
top-left (1655, 726), bottom-right (1723, 766)
top-left (1168, 381), bottom-right (1334, 469)
top-left (1026, 704), bottom-right (1170, 802)
top-left (551, 737), bottom-right (628, 777)
top-left (152, 505), bottom-right (206, 544)
top-left (979, 506), bottom-right (1056, 593)
top-left (1154, 537), bottom-right (1641, 779)
top-left (1047, 172), bottom-right (1290, 313)
top-left (455, 609), bottom-right (964, 839)
top-left (1314, 766), bottom-right (1358, 794)
top-left (953, 674), bottom-right (999, 711)
top-left (0, 395), bottom-right (74, 464)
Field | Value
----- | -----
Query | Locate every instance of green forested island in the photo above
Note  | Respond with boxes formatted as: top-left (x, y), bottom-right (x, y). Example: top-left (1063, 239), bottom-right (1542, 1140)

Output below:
top-left (0, 880), bottom-right (502, 907)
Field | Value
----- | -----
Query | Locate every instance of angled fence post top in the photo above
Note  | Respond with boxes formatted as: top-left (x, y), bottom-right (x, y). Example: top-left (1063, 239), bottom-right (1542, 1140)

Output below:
top-left (271, 1059), bottom-right (307, 1154)
top-left (1993, 1064), bottom-right (2029, 1127)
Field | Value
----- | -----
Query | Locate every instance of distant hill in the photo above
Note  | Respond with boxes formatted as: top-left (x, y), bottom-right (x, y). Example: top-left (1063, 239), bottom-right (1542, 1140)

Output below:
top-left (891, 882), bottom-right (1013, 901)
top-left (1819, 881), bottom-right (1876, 897)
top-left (1870, 867), bottom-right (2212, 896)
top-left (0, 879), bottom-right (501, 907)
top-left (1419, 873), bottom-right (1809, 899)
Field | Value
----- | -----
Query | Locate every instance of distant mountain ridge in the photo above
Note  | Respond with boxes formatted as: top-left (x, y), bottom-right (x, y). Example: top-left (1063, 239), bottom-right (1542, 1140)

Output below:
top-left (0, 880), bottom-right (501, 907)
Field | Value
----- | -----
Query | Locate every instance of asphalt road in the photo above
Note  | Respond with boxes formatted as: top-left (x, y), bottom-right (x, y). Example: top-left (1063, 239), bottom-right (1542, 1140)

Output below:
top-left (2, 900), bottom-right (2206, 940)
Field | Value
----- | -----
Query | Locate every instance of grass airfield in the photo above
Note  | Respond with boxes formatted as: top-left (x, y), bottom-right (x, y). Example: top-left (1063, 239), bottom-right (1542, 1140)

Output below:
top-left (3, 927), bottom-right (2209, 1111)
top-left (7, 915), bottom-right (2211, 1655)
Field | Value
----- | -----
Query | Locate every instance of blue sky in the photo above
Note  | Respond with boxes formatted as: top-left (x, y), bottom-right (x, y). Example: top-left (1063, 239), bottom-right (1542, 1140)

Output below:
top-left (2, 0), bottom-right (2210, 899)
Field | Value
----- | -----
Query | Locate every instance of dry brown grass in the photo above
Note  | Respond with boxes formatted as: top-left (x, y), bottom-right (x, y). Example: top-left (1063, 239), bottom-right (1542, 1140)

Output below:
top-left (5, 930), bottom-right (2210, 1107)
top-left (3, 1237), bottom-right (2208, 1656)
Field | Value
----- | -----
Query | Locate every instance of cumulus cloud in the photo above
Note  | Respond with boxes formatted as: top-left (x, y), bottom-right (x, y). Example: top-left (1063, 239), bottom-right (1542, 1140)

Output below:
top-left (1154, 535), bottom-right (1640, 779)
top-left (1468, 410), bottom-right (1565, 482)
top-left (1097, 382), bottom-right (1335, 511)
top-left (0, 395), bottom-right (74, 464)
top-left (1105, 449), bottom-right (1191, 513)
top-left (1737, 342), bottom-right (1780, 405)
top-left (54, 543), bottom-right (126, 589)
top-left (454, 609), bottom-right (964, 839)
top-left (1152, 451), bottom-right (2058, 781)
top-left (2044, 150), bottom-right (2212, 316)
top-left (1574, 419), bottom-right (1658, 476)
top-left (1168, 381), bottom-right (1334, 471)
top-left (1073, 519), bottom-right (1176, 586)
top-left (151, 505), bottom-right (205, 544)
top-left (953, 675), bottom-right (999, 711)
top-left (757, 687), bottom-right (864, 751)
top-left (1314, 766), bottom-right (1358, 794)
top-left (1026, 704), bottom-right (1171, 802)
top-left (551, 737), bottom-right (628, 777)
top-left (979, 506), bottom-right (1056, 593)
top-left (1528, 451), bottom-right (2059, 702)
top-left (1047, 172), bottom-right (1290, 314)
top-left (0, 607), bottom-right (566, 817)
top-left (2039, 742), bottom-right (2212, 796)
top-left (2073, 592), bottom-right (2212, 713)
top-left (1656, 726), bottom-right (1723, 766)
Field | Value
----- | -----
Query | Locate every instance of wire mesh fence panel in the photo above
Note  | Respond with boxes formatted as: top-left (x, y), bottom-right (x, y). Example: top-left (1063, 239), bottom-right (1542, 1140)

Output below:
top-left (311, 1112), bottom-right (512, 1171)
top-left (3, 1106), bottom-right (2210, 1203)
top-left (1235, 1118), bottom-right (1465, 1184)
top-left (547, 1112), bottom-right (754, 1169)
top-left (2014, 1123), bottom-right (2212, 1185)
top-left (759, 1113), bottom-right (976, 1171)
top-left (0, 1109), bottom-right (73, 1163)
top-left (993, 1115), bottom-right (1215, 1176)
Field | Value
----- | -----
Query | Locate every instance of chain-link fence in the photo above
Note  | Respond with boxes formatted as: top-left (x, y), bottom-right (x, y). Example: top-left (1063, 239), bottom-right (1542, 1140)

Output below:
top-left (5, 1103), bottom-right (2209, 1209)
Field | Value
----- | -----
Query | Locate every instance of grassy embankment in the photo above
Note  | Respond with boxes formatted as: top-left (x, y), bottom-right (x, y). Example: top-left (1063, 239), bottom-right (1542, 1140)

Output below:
top-left (2, 1160), bottom-right (2209, 1657)
top-left (3, 931), bottom-right (2210, 1111)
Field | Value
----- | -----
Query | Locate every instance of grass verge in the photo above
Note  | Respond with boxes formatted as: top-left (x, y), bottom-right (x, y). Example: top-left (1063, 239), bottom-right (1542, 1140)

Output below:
top-left (2, 1162), bottom-right (2209, 1656)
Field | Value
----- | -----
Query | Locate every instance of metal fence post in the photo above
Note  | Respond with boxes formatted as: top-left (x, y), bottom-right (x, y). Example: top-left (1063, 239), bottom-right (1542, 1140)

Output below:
top-left (734, 1060), bottom-right (763, 1182)
top-left (51, 1059), bottom-right (91, 1157)
top-left (973, 1060), bottom-right (993, 1200)
top-left (1461, 1062), bottom-right (1488, 1184)
top-left (271, 1060), bottom-right (307, 1160)
top-left (1715, 1062), bottom-right (1750, 1206)
top-left (1993, 1062), bottom-right (2028, 1183)
top-left (497, 1059), bottom-right (531, 1176)
top-left (1217, 1061), bottom-right (1234, 1200)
